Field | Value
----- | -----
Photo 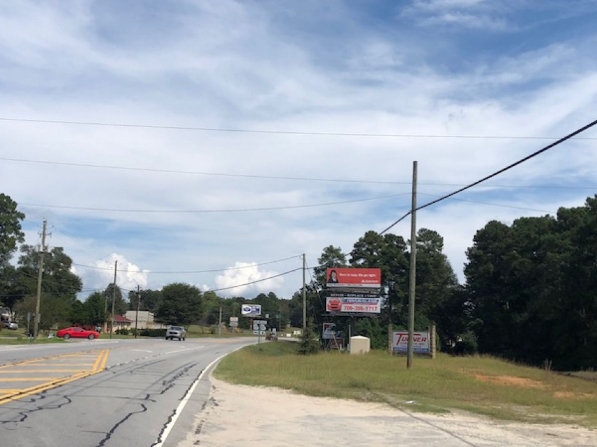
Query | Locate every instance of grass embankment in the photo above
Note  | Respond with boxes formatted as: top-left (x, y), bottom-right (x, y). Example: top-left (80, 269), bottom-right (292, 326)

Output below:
top-left (215, 342), bottom-right (597, 426)
top-left (0, 329), bottom-right (65, 344)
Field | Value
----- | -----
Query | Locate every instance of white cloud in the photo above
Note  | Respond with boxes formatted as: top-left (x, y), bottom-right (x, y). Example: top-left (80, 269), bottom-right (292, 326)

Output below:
top-left (214, 263), bottom-right (285, 297)
top-left (79, 254), bottom-right (149, 295)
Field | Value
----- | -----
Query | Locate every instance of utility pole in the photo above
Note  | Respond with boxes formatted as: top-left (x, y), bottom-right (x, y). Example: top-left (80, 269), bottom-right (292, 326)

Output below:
top-left (134, 285), bottom-right (140, 339)
top-left (302, 253), bottom-right (306, 333)
top-left (110, 260), bottom-right (117, 339)
top-left (407, 161), bottom-right (418, 369)
top-left (218, 306), bottom-right (222, 337)
top-left (34, 220), bottom-right (47, 339)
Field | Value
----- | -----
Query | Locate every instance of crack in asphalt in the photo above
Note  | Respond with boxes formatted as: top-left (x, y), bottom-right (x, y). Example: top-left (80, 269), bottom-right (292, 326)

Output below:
top-left (151, 367), bottom-right (206, 447)
top-left (96, 403), bottom-right (148, 447)
top-left (0, 394), bottom-right (72, 428)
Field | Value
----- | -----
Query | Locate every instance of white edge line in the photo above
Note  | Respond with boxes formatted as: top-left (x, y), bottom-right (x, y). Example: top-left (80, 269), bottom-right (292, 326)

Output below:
top-left (153, 344), bottom-right (249, 447)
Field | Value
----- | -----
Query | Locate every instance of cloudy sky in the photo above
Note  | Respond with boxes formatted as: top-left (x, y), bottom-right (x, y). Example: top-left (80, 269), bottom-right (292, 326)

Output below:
top-left (1, 0), bottom-right (597, 299)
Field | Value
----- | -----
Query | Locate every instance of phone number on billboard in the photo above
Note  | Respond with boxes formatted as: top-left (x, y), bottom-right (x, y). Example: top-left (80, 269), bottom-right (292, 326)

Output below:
top-left (341, 305), bottom-right (379, 312)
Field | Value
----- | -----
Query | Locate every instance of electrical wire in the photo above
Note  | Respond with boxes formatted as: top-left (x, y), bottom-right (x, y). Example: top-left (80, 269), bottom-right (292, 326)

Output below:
top-left (208, 268), bottom-right (302, 292)
top-left (3, 156), bottom-right (597, 190)
top-left (2, 117), bottom-right (597, 140)
top-left (19, 194), bottom-right (410, 214)
top-left (379, 117), bottom-right (597, 235)
top-left (72, 255), bottom-right (300, 274)
top-left (417, 193), bottom-right (554, 214)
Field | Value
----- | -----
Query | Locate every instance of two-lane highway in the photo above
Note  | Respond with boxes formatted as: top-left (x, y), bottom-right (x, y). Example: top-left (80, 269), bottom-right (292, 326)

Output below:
top-left (0, 338), bottom-right (254, 447)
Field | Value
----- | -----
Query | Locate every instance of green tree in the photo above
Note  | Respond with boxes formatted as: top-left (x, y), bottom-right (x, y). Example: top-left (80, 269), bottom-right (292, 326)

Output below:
top-left (128, 288), bottom-right (163, 313)
top-left (155, 283), bottom-right (202, 326)
top-left (0, 194), bottom-right (25, 310)
top-left (104, 283), bottom-right (127, 316)
top-left (85, 291), bottom-right (108, 326)
top-left (11, 245), bottom-right (82, 328)
top-left (313, 245), bottom-right (347, 286)
top-left (0, 193), bottom-right (25, 266)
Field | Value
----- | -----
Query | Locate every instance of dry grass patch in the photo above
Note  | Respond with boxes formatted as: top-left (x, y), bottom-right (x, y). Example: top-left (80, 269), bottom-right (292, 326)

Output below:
top-left (214, 343), bottom-right (597, 426)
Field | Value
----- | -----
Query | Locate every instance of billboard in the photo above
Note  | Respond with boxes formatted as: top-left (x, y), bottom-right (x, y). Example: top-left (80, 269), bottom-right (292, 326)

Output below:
top-left (392, 331), bottom-right (430, 354)
top-left (241, 304), bottom-right (262, 317)
top-left (322, 322), bottom-right (335, 340)
top-left (326, 296), bottom-right (381, 314)
top-left (326, 268), bottom-right (381, 288)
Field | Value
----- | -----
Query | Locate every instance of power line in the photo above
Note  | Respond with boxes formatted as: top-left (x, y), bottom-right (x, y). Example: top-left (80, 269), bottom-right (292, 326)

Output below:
top-left (20, 194), bottom-right (410, 214)
top-left (209, 268), bottom-right (302, 292)
top-left (3, 156), bottom-right (597, 190)
top-left (417, 193), bottom-right (554, 214)
top-left (380, 117), bottom-right (597, 235)
top-left (1, 116), bottom-right (597, 140)
top-left (72, 255), bottom-right (300, 274)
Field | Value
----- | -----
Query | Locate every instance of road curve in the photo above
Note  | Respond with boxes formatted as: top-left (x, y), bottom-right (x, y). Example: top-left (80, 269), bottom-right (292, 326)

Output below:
top-left (0, 338), bottom-right (253, 447)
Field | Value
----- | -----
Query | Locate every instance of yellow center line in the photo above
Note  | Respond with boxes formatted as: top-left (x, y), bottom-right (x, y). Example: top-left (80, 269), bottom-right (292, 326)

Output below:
top-left (0, 369), bottom-right (92, 373)
top-left (0, 378), bottom-right (61, 382)
top-left (0, 350), bottom-right (110, 405)
top-left (18, 363), bottom-right (95, 366)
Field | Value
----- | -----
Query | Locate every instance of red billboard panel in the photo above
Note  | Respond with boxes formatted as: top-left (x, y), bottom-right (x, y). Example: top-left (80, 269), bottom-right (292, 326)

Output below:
top-left (326, 296), bottom-right (381, 314)
top-left (325, 268), bottom-right (381, 288)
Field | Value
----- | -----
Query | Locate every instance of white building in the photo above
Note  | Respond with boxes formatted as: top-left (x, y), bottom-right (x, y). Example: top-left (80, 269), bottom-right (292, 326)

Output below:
top-left (124, 311), bottom-right (166, 330)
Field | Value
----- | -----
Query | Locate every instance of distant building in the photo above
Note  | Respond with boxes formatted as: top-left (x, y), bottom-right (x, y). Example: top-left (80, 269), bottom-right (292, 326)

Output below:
top-left (124, 311), bottom-right (166, 330)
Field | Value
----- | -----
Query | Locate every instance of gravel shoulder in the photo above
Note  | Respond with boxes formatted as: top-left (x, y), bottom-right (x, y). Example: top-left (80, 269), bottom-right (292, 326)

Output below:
top-left (180, 376), bottom-right (597, 447)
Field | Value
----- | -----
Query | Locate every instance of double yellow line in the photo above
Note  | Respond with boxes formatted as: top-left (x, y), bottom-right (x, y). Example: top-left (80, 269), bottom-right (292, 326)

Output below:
top-left (0, 349), bottom-right (109, 405)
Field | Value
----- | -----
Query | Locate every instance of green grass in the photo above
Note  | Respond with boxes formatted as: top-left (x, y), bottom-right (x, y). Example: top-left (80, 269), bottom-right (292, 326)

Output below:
top-left (214, 343), bottom-right (597, 426)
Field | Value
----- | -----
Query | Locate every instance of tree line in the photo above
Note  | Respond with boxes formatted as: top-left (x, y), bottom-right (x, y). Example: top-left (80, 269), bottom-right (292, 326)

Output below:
top-left (2, 192), bottom-right (597, 370)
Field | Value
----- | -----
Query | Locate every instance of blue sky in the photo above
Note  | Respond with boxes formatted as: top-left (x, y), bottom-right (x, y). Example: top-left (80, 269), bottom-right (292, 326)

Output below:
top-left (1, 0), bottom-right (597, 299)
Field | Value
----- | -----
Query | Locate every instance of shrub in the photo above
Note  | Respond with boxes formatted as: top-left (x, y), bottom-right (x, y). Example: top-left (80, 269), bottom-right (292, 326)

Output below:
top-left (297, 321), bottom-right (321, 355)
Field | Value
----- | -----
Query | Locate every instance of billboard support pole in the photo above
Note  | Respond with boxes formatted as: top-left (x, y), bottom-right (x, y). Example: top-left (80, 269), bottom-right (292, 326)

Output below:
top-left (302, 253), bottom-right (306, 332)
top-left (407, 161), bottom-right (418, 369)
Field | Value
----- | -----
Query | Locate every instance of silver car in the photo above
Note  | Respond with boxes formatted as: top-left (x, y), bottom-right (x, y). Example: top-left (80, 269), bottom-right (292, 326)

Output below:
top-left (165, 325), bottom-right (187, 341)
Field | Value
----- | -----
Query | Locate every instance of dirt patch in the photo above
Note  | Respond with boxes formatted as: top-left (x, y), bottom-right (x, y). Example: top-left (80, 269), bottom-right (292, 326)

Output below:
top-left (181, 377), bottom-right (597, 447)
top-left (474, 374), bottom-right (545, 388)
top-left (553, 391), bottom-right (595, 400)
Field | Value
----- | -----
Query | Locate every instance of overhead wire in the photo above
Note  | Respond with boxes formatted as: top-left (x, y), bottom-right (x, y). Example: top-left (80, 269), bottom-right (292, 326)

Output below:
top-left (2, 116), bottom-right (597, 140)
top-left (72, 255), bottom-right (300, 274)
top-left (19, 193), bottom-right (411, 214)
top-left (3, 156), bottom-right (597, 190)
top-left (208, 268), bottom-right (302, 292)
top-left (379, 117), bottom-right (597, 235)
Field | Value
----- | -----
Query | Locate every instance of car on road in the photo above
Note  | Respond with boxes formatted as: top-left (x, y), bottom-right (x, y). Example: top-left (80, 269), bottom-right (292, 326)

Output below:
top-left (56, 327), bottom-right (100, 340)
top-left (165, 325), bottom-right (187, 341)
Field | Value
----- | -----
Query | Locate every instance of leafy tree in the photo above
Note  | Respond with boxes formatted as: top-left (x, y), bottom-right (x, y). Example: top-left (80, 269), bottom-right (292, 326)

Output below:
top-left (85, 291), bottom-right (108, 326)
top-left (297, 319), bottom-right (321, 355)
top-left (464, 197), bottom-right (597, 370)
top-left (11, 245), bottom-right (82, 328)
top-left (155, 283), bottom-right (202, 326)
top-left (104, 283), bottom-right (127, 316)
top-left (313, 245), bottom-right (347, 286)
top-left (414, 229), bottom-right (458, 328)
top-left (128, 288), bottom-right (163, 313)
top-left (0, 195), bottom-right (25, 310)
top-left (0, 193), bottom-right (25, 266)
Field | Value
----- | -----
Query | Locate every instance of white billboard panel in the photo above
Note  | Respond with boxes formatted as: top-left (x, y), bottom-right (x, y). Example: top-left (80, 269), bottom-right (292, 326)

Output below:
top-left (392, 331), bottom-right (430, 354)
top-left (241, 304), bottom-right (262, 317)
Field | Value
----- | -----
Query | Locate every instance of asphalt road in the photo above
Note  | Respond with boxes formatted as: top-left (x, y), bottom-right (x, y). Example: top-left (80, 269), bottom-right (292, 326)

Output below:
top-left (0, 337), bottom-right (254, 447)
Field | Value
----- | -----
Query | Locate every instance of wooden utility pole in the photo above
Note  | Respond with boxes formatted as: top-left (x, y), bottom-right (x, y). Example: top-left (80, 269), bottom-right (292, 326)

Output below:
top-left (34, 220), bottom-right (47, 339)
top-left (134, 285), bottom-right (140, 339)
top-left (407, 161), bottom-right (418, 369)
top-left (110, 260), bottom-right (117, 338)
top-left (302, 253), bottom-right (306, 332)
top-left (218, 306), bottom-right (223, 337)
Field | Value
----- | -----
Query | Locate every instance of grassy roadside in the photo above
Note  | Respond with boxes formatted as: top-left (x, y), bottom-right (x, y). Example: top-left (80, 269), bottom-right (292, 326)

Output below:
top-left (214, 342), bottom-right (597, 427)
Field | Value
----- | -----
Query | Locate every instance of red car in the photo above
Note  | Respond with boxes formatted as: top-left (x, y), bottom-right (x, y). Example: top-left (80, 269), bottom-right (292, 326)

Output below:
top-left (56, 327), bottom-right (100, 340)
